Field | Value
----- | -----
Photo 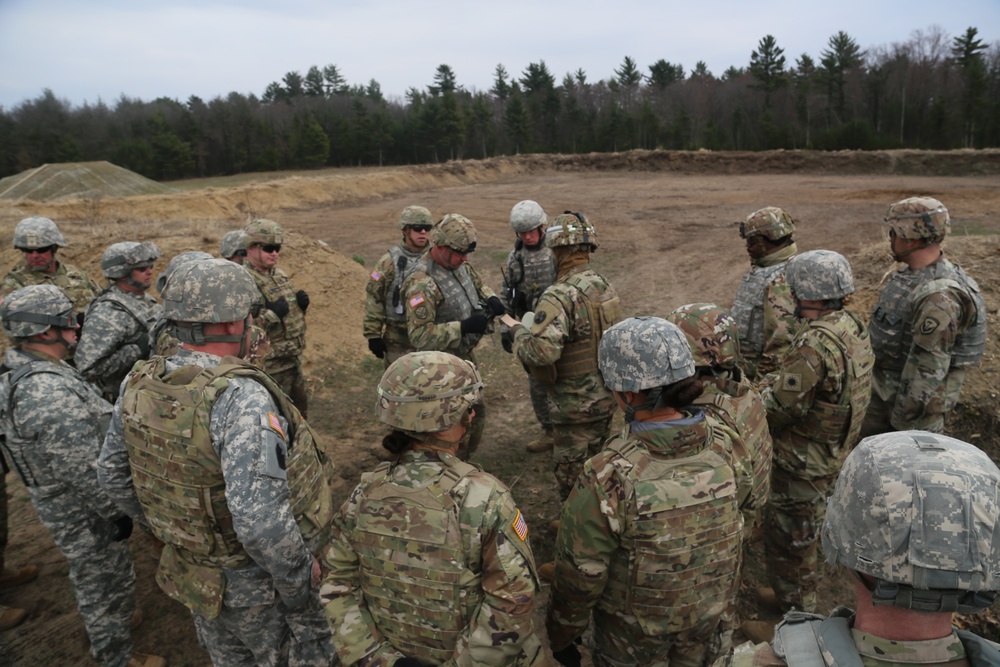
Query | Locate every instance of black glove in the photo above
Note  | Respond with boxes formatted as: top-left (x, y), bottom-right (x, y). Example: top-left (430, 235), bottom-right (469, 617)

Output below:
top-left (368, 338), bottom-right (387, 359)
top-left (112, 515), bottom-right (134, 542)
top-left (295, 290), bottom-right (310, 313)
top-left (76, 311), bottom-right (85, 328)
top-left (394, 659), bottom-right (422, 667)
top-left (486, 296), bottom-right (506, 318)
top-left (501, 329), bottom-right (513, 354)
top-left (135, 334), bottom-right (151, 358)
top-left (552, 644), bottom-right (582, 667)
top-left (460, 314), bottom-right (488, 335)
top-left (266, 296), bottom-right (290, 319)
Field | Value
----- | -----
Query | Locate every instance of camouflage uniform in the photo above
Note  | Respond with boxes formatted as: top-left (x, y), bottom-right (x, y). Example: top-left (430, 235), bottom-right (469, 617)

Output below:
top-left (363, 243), bottom-right (426, 366)
top-left (0, 262), bottom-right (100, 312)
top-left (245, 261), bottom-right (308, 402)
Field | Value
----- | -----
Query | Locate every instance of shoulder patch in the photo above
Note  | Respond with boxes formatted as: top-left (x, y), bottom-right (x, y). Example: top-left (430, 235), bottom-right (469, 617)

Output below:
top-left (511, 509), bottom-right (528, 541)
top-left (370, 270), bottom-right (382, 281)
top-left (414, 305), bottom-right (429, 320)
top-left (266, 412), bottom-right (286, 440)
top-left (919, 316), bottom-right (940, 336)
top-left (534, 311), bottom-right (547, 324)
top-left (408, 294), bottom-right (425, 308)
top-left (781, 373), bottom-right (802, 392)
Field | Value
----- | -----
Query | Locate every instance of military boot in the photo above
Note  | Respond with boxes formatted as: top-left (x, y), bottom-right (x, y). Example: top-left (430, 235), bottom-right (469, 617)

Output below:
top-left (128, 653), bottom-right (167, 667)
top-left (0, 604), bottom-right (27, 630)
top-left (741, 620), bottom-right (776, 645)
top-left (538, 562), bottom-right (555, 582)
top-left (548, 519), bottom-right (561, 534)
top-left (0, 565), bottom-right (38, 589)
top-left (753, 586), bottom-right (789, 616)
top-left (525, 430), bottom-right (554, 453)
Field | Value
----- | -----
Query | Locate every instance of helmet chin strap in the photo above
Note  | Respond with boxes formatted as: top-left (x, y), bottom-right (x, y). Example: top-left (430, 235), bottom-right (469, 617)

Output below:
top-left (622, 388), bottom-right (664, 423)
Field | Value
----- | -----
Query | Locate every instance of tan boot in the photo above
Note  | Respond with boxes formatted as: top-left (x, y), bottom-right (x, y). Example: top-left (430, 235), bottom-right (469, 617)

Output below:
top-left (538, 562), bottom-right (555, 582)
top-left (128, 652), bottom-right (167, 667)
top-left (0, 565), bottom-right (38, 589)
top-left (753, 586), bottom-right (787, 616)
top-left (525, 431), bottom-right (554, 453)
top-left (548, 519), bottom-right (561, 534)
top-left (741, 620), bottom-right (775, 645)
top-left (0, 604), bottom-right (27, 631)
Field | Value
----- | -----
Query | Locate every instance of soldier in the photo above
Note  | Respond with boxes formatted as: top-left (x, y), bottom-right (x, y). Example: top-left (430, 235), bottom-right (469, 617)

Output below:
top-left (546, 317), bottom-right (742, 667)
top-left (219, 229), bottom-right (247, 264)
top-left (500, 212), bottom-right (620, 500)
top-left (97, 258), bottom-right (336, 666)
top-left (363, 205), bottom-right (434, 366)
top-left (862, 197), bottom-right (986, 436)
top-left (76, 241), bottom-right (162, 400)
top-left (319, 350), bottom-right (543, 667)
top-left (729, 431), bottom-right (1000, 666)
top-left (498, 200), bottom-right (558, 453)
top-left (243, 219), bottom-right (311, 417)
top-left (0, 285), bottom-right (163, 667)
top-left (0, 216), bottom-right (100, 311)
top-left (730, 207), bottom-right (799, 380)
top-left (401, 213), bottom-right (505, 458)
top-left (150, 251), bottom-right (215, 355)
top-left (752, 250), bottom-right (874, 626)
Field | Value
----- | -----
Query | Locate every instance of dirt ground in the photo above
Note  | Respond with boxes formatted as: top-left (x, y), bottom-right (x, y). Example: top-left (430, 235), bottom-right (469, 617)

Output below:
top-left (0, 152), bottom-right (998, 665)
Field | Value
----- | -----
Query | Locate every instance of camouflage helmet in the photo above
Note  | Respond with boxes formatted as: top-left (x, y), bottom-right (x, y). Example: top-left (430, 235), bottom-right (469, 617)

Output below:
top-left (376, 351), bottom-right (484, 432)
top-left (739, 207), bottom-right (795, 241)
top-left (13, 216), bottom-right (67, 249)
top-left (665, 303), bottom-right (741, 370)
top-left (883, 197), bottom-right (950, 241)
top-left (823, 430), bottom-right (1000, 613)
top-left (398, 205), bottom-right (433, 230)
top-left (156, 251), bottom-right (213, 295)
top-left (162, 258), bottom-right (258, 323)
top-left (509, 200), bottom-right (548, 233)
top-left (546, 211), bottom-right (598, 251)
top-left (599, 316), bottom-right (695, 392)
top-left (100, 241), bottom-right (161, 279)
top-left (0, 284), bottom-right (76, 339)
top-left (219, 230), bottom-right (247, 258)
top-left (430, 214), bottom-right (477, 253)
top-left (243, 219), bottom-right (284, 247)
top-left (785, 250), bottom-right (855, 301)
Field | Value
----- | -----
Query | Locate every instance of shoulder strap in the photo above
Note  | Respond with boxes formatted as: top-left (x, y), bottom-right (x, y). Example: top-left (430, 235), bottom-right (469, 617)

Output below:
top-left (771, 612), bottom-right (828, 667)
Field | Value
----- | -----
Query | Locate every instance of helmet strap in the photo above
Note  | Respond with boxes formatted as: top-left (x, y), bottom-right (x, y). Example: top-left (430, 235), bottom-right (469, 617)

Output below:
top-left (623, 388), bottom-right (664, 423)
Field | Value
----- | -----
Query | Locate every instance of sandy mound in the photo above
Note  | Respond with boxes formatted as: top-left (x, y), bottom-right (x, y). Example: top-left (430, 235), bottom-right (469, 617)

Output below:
top-left (0, 161), bottom-right (173, 202)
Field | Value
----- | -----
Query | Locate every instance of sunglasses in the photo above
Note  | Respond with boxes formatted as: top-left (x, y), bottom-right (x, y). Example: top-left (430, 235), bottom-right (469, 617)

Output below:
top-left (409, 225), bottom-right (432, 233)
top-left (260, 244), bottom-right (282, 253)
top-left (17, 246), bottom-right (56, 255)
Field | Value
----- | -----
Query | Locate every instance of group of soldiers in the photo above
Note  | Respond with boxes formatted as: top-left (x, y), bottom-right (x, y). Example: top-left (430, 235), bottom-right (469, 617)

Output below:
top-left (0, 191), bottom-right (992, 667)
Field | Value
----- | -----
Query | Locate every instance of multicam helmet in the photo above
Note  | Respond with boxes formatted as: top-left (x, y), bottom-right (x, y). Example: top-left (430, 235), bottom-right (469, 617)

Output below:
top-left (823, 430), bottom-right (1000, 613)
top-left (13, 217), bottom-right (67, 249)
top-left (598, 316), bottom-right (695, 392)
top-left (100, 241), bottom-right (161, 279)
top-left (161, 258), bottom-right (258, 323)
top-left (546, 211), bottom-right (597, 250)
top-left (509, 200), bottom-right (548, 233)
top-left (430, 214), bottom-right (477, 253)
top-left (739, 207), bottom-right (795, 241)
top-left (156, 251), bottom-right (213, 295)
top-left (376, 351), bottom-right (484, 432)
top-left (0, 284), bottom-right (76, 339)
top-left (243, 219), bottom-right (284, 247)
top-left (883, 197), bottom-right (950, 241)
top-left (398, 205), bottom-right (433, 230)
top-left (219, 230), bottom-right (247, 258)
top-left (665, 303), bottom-right (741, 370)
top-left (785, 250), bottom-right (855, 301)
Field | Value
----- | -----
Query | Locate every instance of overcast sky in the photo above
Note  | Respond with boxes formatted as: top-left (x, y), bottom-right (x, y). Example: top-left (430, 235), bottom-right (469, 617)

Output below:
top-left (1, 0), bottom-right (998, 110)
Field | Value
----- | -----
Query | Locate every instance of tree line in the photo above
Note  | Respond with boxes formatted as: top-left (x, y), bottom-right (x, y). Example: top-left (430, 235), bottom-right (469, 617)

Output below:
top-left (1, 25), bottom-right (997, 181)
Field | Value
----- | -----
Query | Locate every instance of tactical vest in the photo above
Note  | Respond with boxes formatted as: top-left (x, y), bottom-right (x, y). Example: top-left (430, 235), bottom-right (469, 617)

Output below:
top-left (86, 287), bottom-right (160, 342)
top-left (353, 457), bottom-right (485, 664)
top-left (120, 356), bottom-right (335, 618)
top-left (870, 258), bottom-right (987, 372)
top-left (418, 258), bottom-right (484, 356)
top-left (506, 245), bottom-right (557, 316)
top-left (5, 263), bottom-right (97, 311)
top-left (248, 266), bottom-right (306, 359)
top-left (384, 245), bottom-right (425, 325)
top-left (598, 434), bottom-right (742, 636)
top-left (732, 261), bottom-right (789, 356)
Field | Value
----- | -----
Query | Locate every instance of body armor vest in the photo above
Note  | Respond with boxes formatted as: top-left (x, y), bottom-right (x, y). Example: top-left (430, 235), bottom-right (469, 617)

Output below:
top-left (384, 245), bottom-right (425, 325)
top-left (249, 266), bottom-right (306, 359)
top-left (419, 258), bottom-right (484, 356)
top-left (353, 457), bottom-right (484, 664)
top-left (5, 263), bottom-right (97, 310)
top-left (505, 245), bottom-right (557, 316)
top-left (120, 356), bottom-right (334, 617)
top-left (86, 287), bottom-right (160, 341)
top-left (870, 258), bottom-right (987, 372)
top-left (599, 434), bottom-right (742, 636)
top-left (732, 261), bottom-right (789, 355)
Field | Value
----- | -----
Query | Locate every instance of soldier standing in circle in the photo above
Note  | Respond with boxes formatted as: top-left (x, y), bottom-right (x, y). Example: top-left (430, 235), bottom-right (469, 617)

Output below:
top-left (97, 258), bottom-right (336, 667)
top-left (401, 213), bottom-right (505, 458)
top-left (729, 431), bottom-right (1000, 666)
top-left (150, 251), bottom-right (215, 356)
top-left (752, 250), bottom-right (874, 627)
top-left (499, 200), bottom-right (558, 454)
top-left (243, 219), bottom-right (311, 417)
top-left (862, 197), bottom-right (986, 437)
top-left (219, 229), bottom-right (248, 264)
top-left (500, 212), bottom-right (621, 501)
top-left (363, 205), bottom-right (434, 366)
top-left (319, 350), bottom-right (543, 667)
top-left (76, 241), bottom-right (162, 401)
top-left (0, 285), bottom-right (164, 667)
top-left (546, 317), bottom-right (743, 667)
top-left (730, 207), bottom-right (800, 381)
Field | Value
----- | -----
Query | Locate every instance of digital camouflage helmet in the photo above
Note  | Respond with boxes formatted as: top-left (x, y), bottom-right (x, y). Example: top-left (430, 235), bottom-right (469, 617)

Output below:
top-left (823, 430), bottom-right (1000, 614)
top-left (785, 250), bottom-right (855, 302)
top-left (243, 219), bottom-right (284, 247)
top-left (509, 200), bottom-right (548, 233)
top-left (156, 251), bottom-right (214, 295)
top-left (739, 206), bottom-right (795, 241)
top-left (376, 351), bottom-right (483, 433)
top-left (100, 241), bottom-right (160, 280)
top-left (0, 284), bottom-right (76, 340)
top-left (666, 303), bottom-right (741, 371)
top-left (546, 211), bottom-right (597, 251)
top-left (883, 196), bottom-right (950, 242)
top-left (219, 230), bottom-right (247, 259)
top-left (162, 258), bottom-right (260, 348)
top-left (599, 316), bottom-right (695, 393)
top-left (430, 214), bottom-right (477, 253)
top-left (13, 217), bottom-right (67, 249)
top-left (398, 205), bottom-right (433, 230)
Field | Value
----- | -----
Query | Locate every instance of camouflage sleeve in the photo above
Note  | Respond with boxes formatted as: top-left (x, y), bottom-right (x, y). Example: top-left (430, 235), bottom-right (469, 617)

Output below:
top-left (75, 302), bottom-right (144, 382)
top-left (0, 272), bottom-right (25, 299)
top-left (404, 272), bottom-right (462, 352)
top-left (467, 262), bottom-right (497, 302)
top-left (97, 385), bottom-right (150, 526)
top-left (757, 276), bottom-right (799, 377)
top-left (545, 454), bottom-right (623, 650)
top-left (760, 329), bottom-right (828, 431)
top-left (210, 378), bottom-right (313, 608)
top-left (363, 253), bottom-right (395, 339)
top-left (498, 250), bottom-right (518, 312)
top-left (510, 291), bottom-right (570, 367)
top-left (892, 287), bottom-right (967, 430)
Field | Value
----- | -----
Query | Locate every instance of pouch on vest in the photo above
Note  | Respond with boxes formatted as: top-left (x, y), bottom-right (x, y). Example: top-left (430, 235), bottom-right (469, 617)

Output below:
top-left (155, 543), bottom-right (225, 619)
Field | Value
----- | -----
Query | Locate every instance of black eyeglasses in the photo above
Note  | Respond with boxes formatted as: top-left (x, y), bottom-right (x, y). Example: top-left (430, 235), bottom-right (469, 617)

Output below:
top-left (409, 225), bottom-right (432, 233)
top-left (260, 244), bottom-right (282, 253)
top-left (17, 246), bottom-right (56, 255)
top-left (449, 241), bottom-right (476, 255)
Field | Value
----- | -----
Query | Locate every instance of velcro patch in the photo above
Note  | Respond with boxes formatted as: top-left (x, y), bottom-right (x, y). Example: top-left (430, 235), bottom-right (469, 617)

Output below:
top-left (534, 311), bottom-right (547, 324)
top-left (512, 509), bottom-right (528, 541)
top-left (409, 294), bottom-right (425, 308)
top-left (919, 317), bottom-right (940, 335)
top-left (781, 373), bottom-right (803, 392)
top-left (267, 412), bottom-right (286, 440)
top-left (370, 270), bottom-right (382, 281)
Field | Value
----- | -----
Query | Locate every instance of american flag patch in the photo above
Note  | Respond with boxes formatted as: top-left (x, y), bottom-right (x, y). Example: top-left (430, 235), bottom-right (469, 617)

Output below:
top-left (370, 270), bottom-right (382, 281)
top-left (267, 412), bottom-right (286, 440)
top-left (408, 294), bottom-right (425, 308)
top-left (511, 509), bottom-right (528, 541)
